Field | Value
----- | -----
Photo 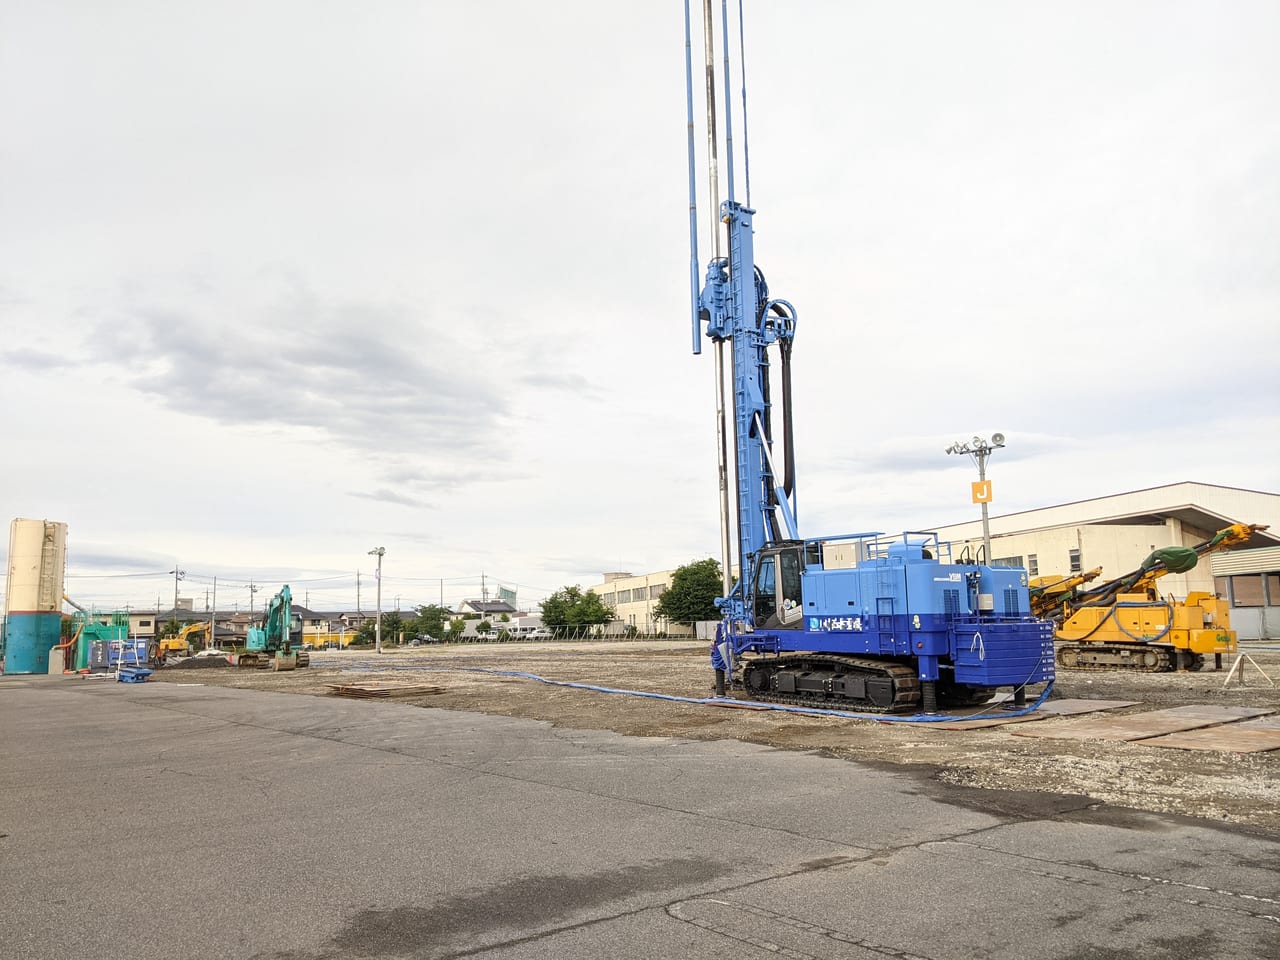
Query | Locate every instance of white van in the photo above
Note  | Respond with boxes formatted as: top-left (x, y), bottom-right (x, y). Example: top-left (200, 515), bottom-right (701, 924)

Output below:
top-left (507, 624), bottom-right (553, 640)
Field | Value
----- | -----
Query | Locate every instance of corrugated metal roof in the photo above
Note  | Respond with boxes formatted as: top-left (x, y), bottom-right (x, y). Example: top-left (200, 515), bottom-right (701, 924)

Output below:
top-left (1211, 547), bottom-right (1280, 575)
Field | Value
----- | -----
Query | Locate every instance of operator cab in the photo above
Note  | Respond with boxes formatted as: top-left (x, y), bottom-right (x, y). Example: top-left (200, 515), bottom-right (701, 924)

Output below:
top-left (752, 541), bottom-right (805, 631)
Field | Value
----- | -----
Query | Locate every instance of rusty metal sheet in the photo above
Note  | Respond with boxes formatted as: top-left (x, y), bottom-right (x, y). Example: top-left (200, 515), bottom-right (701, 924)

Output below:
top-left (1037, 698), bottom-right (1141, 716)
top-left (1012, 704), bottom-right (1275, 742)
top-left (935, 713), bottom-right (1046, 731)
top-left (327, 681), bottom-right (445, 699)
top-left (1148, 705), bottom-right (1275, 722)
top-left (1241, 713), bottom-right (1280, 729)
top-left (1142, 720), bottom-right (1280, 753)
top-left (937, 698), bottom-right (1139, 731)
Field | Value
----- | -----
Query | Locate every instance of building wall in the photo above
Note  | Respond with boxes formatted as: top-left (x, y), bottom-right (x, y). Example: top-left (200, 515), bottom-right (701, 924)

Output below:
top-left (951, 521), bottom-right (1216, 597)
top-left (930, 483), bottom-right (1280, 602)
top-left (1212, 547), bottom-right (1280, 640)
top-left (587, 485), bottom-right (1276, 640)
top-left (936, 483), bottom-right (1280, 540)
top-left (129, 613), bottom-right (158, 639)
top-left (587, 570), bottom-right (691, 635)
top-left (820, 523), bottom-right (1212, 595)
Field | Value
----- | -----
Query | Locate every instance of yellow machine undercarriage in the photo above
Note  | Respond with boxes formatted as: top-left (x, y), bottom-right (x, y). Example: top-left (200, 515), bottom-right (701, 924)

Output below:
top-left (1054, 590), bottom-right (1236, 672)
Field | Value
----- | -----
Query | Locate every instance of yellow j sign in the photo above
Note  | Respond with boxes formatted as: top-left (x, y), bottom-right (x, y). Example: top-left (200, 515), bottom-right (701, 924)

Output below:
top-left (972, 480), bottom-right (992, 504)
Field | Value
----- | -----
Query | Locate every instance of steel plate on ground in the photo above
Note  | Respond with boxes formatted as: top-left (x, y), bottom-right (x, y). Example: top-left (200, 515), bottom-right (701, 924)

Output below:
top-left (1012, 704), bottom-right (1275, 742)
top-left (937, 698), bottom-right (1140, 731)
top-left (1141, 719), bottom-right (1280, 753)
top-left (327, 681), bottom-right (445, 699)
top-left (934, 713), bottom-right (1046, 731)
top-left (1038, 698), bottom-right (1142, 715)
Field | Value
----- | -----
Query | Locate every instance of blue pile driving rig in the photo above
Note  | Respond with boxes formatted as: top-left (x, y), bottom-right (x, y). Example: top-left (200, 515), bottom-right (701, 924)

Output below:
top-left (681, 1), bottom-right (1053, 713)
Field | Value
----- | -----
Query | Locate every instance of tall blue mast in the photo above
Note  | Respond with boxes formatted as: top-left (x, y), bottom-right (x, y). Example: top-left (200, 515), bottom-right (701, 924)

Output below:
top-left (685, 0), bottom-right (797, 618)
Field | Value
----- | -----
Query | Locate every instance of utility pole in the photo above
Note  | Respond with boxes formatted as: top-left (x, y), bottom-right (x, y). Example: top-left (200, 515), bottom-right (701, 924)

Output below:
top-left (249, 581), bottom-right (260, 615)
top-left (368, 547), bottom-right (385, 654)
top-left (356, 570), bottom-right (362, 615)
top-left (210, 576), bottom-right (217, 651)
top-left (169, 566), bottom-right (185, 617)
top-left (944, 433), bottom-right (1006, 564)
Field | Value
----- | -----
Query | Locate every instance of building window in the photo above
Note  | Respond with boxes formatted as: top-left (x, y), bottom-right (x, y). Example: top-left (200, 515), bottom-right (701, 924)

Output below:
top-left (1269, 574), bottom-right (1280, 605)
top-left (138, 620), bottom-right (152, 627)
top-left (1068, 548), bottom-right (1082, 574)
top-left (992, 556), bottom-right (1023, 569)
top-left (1231, 574), bottom-right (1264, 607)
top-left (1027, 554), bottom-right (1038, 577)
top-left (649, 584), bottom-right (666, 599)
top-left (602, 594), bottom-right (616, 607)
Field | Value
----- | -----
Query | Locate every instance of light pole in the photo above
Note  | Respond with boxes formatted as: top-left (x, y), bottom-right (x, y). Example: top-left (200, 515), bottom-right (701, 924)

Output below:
top-left (944, 433), bottom-right (1006, 564)
top-left (368, 547), bottom-right (385, 654)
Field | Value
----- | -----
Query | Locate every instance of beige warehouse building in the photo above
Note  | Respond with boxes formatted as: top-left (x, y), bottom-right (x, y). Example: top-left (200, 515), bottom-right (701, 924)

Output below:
top-left (591, 481), bottom-right (1280, 639)
top-left (931, 482), bottom-right (1278, 602)
top-left (587, 570), bottom-right (682, 636)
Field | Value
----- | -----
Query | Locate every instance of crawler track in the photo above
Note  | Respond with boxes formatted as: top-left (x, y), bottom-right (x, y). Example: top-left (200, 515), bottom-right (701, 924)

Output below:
top-left (1056, 643), bottom-right (1203, 673)
top-left (236, 651), bottom-right (311, 670)
top-left (738, 655), bottom-right (921, 713)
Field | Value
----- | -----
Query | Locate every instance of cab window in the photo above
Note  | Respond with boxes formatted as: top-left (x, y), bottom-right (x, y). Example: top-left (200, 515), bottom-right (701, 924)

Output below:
top-left (780, 550), bottom-right (802, 606)
top-left (754, 557), bottom-right (776, 621)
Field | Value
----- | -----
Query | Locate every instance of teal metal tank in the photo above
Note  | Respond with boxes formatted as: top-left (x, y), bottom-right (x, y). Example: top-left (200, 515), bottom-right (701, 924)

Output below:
top-left (3, 613), bottom-right (63, 674)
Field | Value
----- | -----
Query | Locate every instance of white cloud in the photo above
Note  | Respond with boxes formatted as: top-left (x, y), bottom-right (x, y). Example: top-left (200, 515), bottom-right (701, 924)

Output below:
top-left (2, 0), bottom-right (1276, 612)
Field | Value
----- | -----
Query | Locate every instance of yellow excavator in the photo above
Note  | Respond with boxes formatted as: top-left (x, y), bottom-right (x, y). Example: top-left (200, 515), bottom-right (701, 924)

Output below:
top-left (1030, 522), bottom-right (1266, 673)
top-left (157, 621), bottom-right (212, 662)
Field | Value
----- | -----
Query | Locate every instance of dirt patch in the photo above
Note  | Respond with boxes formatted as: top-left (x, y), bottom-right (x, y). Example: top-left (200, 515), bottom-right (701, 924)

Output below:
top-left (152, 641), bottom-right (1280, 834)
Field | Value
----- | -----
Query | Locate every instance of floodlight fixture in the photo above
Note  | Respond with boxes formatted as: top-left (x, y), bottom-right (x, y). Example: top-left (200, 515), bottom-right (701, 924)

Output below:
top-left (943, 433), bottom-right (1008, 563)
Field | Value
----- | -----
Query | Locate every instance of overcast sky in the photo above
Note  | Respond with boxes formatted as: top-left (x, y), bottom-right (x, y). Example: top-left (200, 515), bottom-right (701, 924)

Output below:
top-left (2, 1), bottom-right (1277, 614)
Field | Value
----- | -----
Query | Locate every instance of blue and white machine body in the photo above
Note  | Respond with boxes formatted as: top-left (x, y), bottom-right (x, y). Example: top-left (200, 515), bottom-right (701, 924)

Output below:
top-left (683, 1), bottom-right (1052, 711)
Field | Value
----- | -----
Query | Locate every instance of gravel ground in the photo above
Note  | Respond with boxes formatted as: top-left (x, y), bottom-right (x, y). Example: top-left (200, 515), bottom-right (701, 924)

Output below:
top-left (152, 640), bottom-right (1280, 833)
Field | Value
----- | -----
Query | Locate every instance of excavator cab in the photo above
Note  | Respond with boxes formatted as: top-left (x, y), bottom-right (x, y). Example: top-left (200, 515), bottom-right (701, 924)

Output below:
top-left (752, 542), bottom-right (806, 631)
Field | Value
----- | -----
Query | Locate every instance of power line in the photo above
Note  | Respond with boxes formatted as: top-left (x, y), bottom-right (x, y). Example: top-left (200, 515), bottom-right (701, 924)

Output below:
top-left (64, 571), bottom-right (173, 579)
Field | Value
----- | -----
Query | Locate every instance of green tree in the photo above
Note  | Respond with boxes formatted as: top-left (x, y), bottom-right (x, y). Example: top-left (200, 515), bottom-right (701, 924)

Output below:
top-left (447, 619), bottom-right (466, 641)
top-left (477, 620), bottom-right (492, 635)
top-left (540, 586), bottom-right (615, 636)
top-left (357, 611), bottom-right (406, 645)
top-left (653, 558), bottom-right (723, 625)
top-left (412, 604), bottom-right (451, 640)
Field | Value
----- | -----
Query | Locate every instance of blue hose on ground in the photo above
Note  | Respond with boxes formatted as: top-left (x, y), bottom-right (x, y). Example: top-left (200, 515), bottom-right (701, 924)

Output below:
top-left (329, 660), bottom-right (1054, 724)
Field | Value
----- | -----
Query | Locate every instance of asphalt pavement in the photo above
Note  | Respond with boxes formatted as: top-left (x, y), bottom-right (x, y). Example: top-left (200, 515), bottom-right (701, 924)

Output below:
top-left (2, 673), bottom-right (1277, 960)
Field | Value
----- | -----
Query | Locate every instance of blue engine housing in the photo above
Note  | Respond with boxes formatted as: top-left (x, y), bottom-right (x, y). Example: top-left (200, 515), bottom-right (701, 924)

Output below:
top-left (725, 533), bottom-right (1054, 689)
